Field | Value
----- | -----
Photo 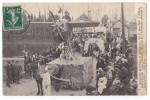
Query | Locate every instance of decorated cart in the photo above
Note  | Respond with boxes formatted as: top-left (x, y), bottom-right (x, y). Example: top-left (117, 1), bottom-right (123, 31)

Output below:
top-left (47, 57), bottom-right (93, 90)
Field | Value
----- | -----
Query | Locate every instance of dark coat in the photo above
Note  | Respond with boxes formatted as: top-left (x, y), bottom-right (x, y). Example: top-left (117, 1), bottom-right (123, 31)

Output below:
top-left (6, 64), bottom-right (12, 76)
top-left (96, 59), bottom-right (106, 71)
top-left (118, 67), bottom-right (129, 85)
top-left (15, 65), bottom-right (21, 75)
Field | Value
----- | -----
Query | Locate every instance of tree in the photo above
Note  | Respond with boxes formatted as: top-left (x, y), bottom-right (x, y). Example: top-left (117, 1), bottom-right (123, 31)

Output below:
top-left (101, 14), bottom-right (108, 27)
top-left (30, 13), bottom-right (33, 22)
top-left (47, 11), bottom-right (53, 22)
top-left (33, 15), bottom-right (36, 22)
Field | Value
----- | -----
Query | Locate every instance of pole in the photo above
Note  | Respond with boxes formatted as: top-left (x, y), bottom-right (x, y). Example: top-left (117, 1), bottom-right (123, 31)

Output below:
top-left (121, 3), bottom-right (126, 54)
top-left (62, 4), bottom-right (64, 18)
top-left (88, 4), bottom-right (89, 18)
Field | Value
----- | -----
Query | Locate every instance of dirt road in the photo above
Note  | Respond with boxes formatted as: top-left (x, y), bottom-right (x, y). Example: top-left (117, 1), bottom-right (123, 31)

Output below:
top-left (3, 78), bottom-right (86, 96)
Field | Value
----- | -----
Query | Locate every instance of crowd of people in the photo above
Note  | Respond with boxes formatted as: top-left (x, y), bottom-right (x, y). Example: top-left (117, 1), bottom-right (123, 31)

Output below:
top-left (85, 32), bottom-right (137, 95)
top-left (5, 60), bottom-right (22, 87)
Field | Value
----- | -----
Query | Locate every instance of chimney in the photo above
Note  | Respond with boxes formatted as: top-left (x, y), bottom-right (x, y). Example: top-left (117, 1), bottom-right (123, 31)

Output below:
top-left (88, 5), bottom-right (92, 20)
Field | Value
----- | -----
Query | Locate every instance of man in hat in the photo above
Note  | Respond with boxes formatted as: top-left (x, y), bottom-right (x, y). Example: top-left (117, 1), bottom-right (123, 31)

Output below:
top-left (96, 54), bottom-right (107, 71)
top-left (125, 45), bottom-right (132, 58)
top-left (41, 66), bottom-right (51, 95)
top-left (5, 61), bottom-right (12, 87)
top-left (111, 45), bottom-right (118, 60)
top-left (14, 61), bottom-right (22, 84)
top-left (87, 45), bottom-right (92, 56)
top-left (110, 73), bottom-right (121, 95)
top-left (11, 60), bottom-right (16, 83)
top-left (104, 42), bottom-right (110, 53)
top-left (119, 65), bottom-right (129, 85)
top-left (128, 54), bottom-right (134, 78)
top-left (62, 10), bottom-right (71, 22)
top-left (106, 31), bottom-right (112, 43)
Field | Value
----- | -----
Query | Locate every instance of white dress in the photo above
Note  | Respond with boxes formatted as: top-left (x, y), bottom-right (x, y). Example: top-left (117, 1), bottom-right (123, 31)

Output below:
top-left (41, 72), bottom-right (51, 96)
top-left (98, 77), bottom-right (107, 94)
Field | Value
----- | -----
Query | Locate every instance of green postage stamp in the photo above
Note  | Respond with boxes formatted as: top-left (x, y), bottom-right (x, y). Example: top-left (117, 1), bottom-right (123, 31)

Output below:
top-left (3, 6), bottom-right (23, 30)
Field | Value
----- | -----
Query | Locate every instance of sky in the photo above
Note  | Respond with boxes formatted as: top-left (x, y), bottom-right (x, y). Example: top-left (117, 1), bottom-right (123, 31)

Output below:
top-left (3, 3), bottom-right (137, 22)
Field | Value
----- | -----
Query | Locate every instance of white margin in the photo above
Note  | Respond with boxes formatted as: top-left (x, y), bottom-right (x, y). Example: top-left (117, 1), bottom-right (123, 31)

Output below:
top-left (0, 0), bottom-right (149, 100)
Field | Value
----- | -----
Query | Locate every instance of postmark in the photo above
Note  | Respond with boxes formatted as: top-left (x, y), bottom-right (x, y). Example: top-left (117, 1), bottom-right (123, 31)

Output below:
top-left (3, 6), bottom-right (23, 30)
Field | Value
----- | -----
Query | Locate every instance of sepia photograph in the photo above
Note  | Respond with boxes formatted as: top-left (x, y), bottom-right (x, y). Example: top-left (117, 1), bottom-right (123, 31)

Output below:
top-left (2, 2), bottom-right (147, 96)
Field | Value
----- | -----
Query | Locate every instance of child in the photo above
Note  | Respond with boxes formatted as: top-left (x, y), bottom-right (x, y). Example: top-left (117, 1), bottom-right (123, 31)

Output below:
top-left (97, 76), bottom-right (107, 94)
top-left (96, 68), bottom-right (107, 95)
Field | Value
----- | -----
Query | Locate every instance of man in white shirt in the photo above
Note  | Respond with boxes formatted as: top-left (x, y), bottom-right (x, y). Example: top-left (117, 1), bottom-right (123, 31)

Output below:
top-left (41, 66), bottom-right (51, 96)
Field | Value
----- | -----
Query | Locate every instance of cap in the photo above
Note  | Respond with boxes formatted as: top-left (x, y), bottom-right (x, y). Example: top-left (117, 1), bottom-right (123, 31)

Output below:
top-left (7, 61), bottom-right (10, 63)
top-left (16, 61), bottom-right (19, 63)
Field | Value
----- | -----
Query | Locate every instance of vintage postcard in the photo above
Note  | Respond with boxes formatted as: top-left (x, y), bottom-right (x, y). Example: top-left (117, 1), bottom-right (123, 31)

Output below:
top-left (2, 3), bottom-right (147, 96)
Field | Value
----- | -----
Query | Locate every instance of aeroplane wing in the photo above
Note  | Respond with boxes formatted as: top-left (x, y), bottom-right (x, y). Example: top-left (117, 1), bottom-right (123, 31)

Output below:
top-left (30, 22), bottom-right (54, 24)
top-left (66, 21), bottom-right (100, 28)
top-left (30, 21), bottom-right (100, 28)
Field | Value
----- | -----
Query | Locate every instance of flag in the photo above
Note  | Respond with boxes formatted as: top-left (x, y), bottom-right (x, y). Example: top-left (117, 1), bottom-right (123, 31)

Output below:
top-left (58, 5), bottom-right (63, 13)
top-left (58, 4), bottom-right (64, 14)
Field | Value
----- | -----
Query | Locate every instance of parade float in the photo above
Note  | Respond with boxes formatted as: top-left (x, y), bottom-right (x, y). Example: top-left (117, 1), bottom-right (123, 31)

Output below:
top-left (30, 10), bottom-right (101, 90)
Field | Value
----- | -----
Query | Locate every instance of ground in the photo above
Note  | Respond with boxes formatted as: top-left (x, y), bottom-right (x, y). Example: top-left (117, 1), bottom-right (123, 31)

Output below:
top-left (3, 78), bottom-right (86, 96)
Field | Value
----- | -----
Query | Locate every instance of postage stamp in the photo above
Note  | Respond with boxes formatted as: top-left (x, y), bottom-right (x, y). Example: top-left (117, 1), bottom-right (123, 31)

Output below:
top-left (3, 6), bottom-right (23, 30)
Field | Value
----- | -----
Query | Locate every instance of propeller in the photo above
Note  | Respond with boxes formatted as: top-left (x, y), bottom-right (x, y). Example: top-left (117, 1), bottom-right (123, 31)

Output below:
top-left (49, 11), bottom-right (65, 41)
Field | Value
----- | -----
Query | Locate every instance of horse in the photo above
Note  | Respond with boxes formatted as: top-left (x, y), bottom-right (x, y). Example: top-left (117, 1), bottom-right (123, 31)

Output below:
top-left (26, 60), bottom-right (44, 95)
top-left (33, 64), bottom-right (44, 95)
top-left (30, 58), bottom-right (63, 95)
